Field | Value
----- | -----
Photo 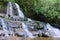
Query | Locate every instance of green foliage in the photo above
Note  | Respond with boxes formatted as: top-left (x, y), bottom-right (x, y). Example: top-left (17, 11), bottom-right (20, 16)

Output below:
top-left (33, 0), bottom-right (60, 18)
top-left (16, 0), bottom-right (60, 24)
top-left (0, 0), bottom-right (16, 9)
top-left (38, 0), bottom-right (60, 23)
top-left (0, 0), bottom-right (60, 24)
top-left (4, 0), bottom-right (16, 2)
top-left (16, 0), bottom-right (35, 16)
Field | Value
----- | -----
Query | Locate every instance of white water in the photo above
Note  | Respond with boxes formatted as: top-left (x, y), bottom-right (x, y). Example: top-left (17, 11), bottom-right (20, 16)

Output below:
top-left (28, 18), bottom-right (32, 21)
top-left (22, 23), bottom-right (34, 38)
top-left (6, 2), bottom-right (13, 17)
top-left (1, 19), bottom-right (8, 36)
top-left (15, 3), bottom-right (24, 18)
top-left (45, 23), bottom-right (60, 37)
top-left (5, 2), bottom-right (60, 38)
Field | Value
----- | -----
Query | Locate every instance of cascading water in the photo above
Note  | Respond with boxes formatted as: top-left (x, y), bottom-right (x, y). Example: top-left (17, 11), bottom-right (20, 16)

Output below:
top-left (44, 23), bottom-right (60, 37)
top-left (22, 23), bottom-right (34, 38)
top-left (27, 18), bottom-right (32, 21)
top-left (0, 2), bottom-right (60, 38)
top-left (1, 19), bottom-right (8, 36)
top-left (6, 2), bottom-right (13, 17)
top-left (14, 3), bottom-right (24, 18)
top-left (7, 2), bottom-right (60, 38)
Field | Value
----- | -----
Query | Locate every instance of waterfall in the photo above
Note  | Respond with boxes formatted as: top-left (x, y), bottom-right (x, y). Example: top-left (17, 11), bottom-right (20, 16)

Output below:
top-left (1, 2), bottom-right (60, 38)
top-left (6, 2), bottom-right (13, 17)
top-left (45, 23), bottom-right (60, 37)
top-left (1, 19), bottom-right (9, 36)
top-left (6, 2), bottom-right (32, 21)
top-left (22, 23), bottom-right (34, 38)
top-left (14, 3), bottom-right (24, 18)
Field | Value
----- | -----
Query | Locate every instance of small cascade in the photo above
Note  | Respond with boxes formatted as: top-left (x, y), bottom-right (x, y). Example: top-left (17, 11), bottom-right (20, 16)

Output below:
top-left (27, 18), bottom-right (32, 21)
top-left (6, 2), bottom-right (13, 18)
top-left (44, 23), bottom-right (60, 37)
top-left (1, 19), bottom-right (9, 36)
top-left (22, 23), bottom-right (34, 38)
top-left (14, 3), bottom-right (24, 18)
